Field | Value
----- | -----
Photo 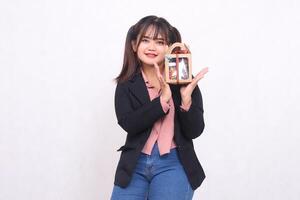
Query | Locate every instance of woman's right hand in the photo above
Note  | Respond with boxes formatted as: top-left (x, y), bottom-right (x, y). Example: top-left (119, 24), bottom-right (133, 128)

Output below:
top-left (154, 63), bottom-right (172, 103)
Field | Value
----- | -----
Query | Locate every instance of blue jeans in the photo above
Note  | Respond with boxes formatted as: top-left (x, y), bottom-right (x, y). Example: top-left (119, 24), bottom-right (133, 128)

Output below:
top-left (110, 143), bottom-right (194, 200)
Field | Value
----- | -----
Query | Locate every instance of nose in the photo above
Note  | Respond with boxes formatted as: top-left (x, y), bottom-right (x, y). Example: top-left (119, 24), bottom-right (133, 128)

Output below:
top-left (147, 40), bottom-right (156, 51)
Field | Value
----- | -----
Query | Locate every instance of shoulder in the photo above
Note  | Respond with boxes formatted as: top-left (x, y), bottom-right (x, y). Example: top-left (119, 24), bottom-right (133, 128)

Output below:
top-left (115, 72), bottom-right (143, 92)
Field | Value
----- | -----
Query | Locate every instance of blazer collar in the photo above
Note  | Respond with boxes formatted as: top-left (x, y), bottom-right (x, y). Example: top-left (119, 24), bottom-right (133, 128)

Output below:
top-left (127, 71), bottom-right (181, 106)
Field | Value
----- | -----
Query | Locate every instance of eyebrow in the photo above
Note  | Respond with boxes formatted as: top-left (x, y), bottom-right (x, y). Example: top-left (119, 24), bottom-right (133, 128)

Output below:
top-left (142, 36), bottom-right (165, 41)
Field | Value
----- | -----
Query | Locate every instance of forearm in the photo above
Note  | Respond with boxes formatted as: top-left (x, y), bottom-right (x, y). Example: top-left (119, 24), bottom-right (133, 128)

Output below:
top-left (116, 96), bottom-right (166, 136)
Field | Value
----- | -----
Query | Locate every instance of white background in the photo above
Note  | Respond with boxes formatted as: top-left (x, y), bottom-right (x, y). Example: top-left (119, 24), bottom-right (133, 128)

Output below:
top-left (1, 0), bottom-right (300, 199)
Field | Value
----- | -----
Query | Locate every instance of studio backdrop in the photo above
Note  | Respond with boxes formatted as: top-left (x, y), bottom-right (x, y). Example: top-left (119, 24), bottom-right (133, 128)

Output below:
top-left (0, 0), bottom-right (299, 199)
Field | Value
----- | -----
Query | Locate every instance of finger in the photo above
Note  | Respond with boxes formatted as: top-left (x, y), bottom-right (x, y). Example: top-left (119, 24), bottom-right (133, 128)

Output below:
top-left (195, 67), bottom-right (209, 81)
top-left (154, 63), bottom-right (167, 86)
top-left (190, 67), bottom-right (209, 86)
top-left (197, 67), bottom-right (209, 77)
top-left (153, 63), bottom-right (161, 78)
top-left (153, 63), bottom-right (163, 82)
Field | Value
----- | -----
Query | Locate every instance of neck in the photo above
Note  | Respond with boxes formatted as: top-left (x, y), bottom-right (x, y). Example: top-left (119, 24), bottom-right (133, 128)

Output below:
top-left (141, 63), bottom-right (164, 78)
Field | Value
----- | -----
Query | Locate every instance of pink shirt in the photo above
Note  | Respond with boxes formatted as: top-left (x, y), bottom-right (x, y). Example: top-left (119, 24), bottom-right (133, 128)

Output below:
top-left (141, 69), bottom-right (191, 155)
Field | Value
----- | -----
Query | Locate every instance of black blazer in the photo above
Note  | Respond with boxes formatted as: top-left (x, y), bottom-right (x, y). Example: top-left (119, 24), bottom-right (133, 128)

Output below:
top-left (113, 71), bottom-right (206, 190)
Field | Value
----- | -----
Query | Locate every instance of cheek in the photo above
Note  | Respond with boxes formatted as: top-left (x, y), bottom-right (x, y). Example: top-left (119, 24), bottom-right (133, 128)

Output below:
top-left (161, 46), bottom-right (168, 55)
top-left (137, 52), bottom-right (144, 60)
top-left (157, 53), bottom-right (166, 62)
top-left (161, 49), bottom-right (168, 57)
top-left (165, 45), bottom-right (169, 52)
top-left (136, 46), bottom-right (145, 56)
top-left (136, 43), bottom-right (146, 52)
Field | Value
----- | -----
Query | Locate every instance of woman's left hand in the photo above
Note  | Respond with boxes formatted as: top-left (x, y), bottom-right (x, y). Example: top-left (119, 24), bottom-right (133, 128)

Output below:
top-left (180, 67), bottom-right (209, 106)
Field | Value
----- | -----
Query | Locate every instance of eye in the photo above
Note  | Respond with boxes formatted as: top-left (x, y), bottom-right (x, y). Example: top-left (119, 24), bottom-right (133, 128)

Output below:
top-left (141, 38), bottom-right (149, 43)
top-left (156, 40), bottom-right (165, 45)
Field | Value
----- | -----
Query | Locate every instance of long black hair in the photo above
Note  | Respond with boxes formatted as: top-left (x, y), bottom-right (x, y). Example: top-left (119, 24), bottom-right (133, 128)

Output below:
top-left (115, 15), bottom-right (182, 83)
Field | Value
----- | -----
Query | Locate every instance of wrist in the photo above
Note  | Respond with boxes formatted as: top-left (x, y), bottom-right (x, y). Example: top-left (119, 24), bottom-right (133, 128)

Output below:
top-left (160, 95), bottom-right (170, 103)
top-left (181, 96), bottom-right (192, 106)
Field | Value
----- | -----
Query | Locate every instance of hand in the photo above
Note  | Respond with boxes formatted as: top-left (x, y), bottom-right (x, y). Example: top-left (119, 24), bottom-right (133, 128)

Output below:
top-left (180, 67), bottom-right (209, 105)
top-left (154, 63), bottom-right (172, 103)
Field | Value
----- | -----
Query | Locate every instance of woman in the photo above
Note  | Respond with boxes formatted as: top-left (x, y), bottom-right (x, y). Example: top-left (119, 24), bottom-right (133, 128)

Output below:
top-left (111, 15), bottom-right (208, 200)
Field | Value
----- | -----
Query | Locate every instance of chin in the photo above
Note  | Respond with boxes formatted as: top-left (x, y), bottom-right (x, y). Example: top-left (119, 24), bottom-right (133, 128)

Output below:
top-left (143, 61), bottom-right (157, 66)
top-left (141, 59), bottom-right (164, 67)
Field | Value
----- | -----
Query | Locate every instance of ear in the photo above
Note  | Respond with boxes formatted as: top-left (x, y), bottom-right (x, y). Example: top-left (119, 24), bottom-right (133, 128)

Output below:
top-left (131, 41), bottom-right (137, 52)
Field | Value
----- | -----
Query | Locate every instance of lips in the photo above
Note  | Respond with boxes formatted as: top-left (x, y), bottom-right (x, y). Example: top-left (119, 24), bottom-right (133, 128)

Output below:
top-left (145, 53), bottom-right (158, 58)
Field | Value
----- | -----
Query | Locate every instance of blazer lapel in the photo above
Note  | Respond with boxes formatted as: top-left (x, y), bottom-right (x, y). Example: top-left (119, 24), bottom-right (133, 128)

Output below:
top-left (128, 72), bottom-right (150, 105)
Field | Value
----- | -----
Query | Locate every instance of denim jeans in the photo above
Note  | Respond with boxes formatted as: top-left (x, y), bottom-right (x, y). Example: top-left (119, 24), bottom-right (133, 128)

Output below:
top-left (110, 142), bottom-right (194, 200)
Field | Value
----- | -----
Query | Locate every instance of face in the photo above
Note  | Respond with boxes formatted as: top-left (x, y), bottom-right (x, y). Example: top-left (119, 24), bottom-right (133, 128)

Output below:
top-left (133, 27), bottom-right (168, 67)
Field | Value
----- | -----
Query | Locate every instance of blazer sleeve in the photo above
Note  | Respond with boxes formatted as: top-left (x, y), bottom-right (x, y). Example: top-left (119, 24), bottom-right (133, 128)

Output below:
top-left (177, 85), bottom-right (205, 140)
top-left (114, 83), bottom-right (167, 136)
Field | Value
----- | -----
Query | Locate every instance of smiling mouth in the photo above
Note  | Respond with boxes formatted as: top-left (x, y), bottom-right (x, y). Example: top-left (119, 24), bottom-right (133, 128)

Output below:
top-left (145, 53), bottom-right (157, 58)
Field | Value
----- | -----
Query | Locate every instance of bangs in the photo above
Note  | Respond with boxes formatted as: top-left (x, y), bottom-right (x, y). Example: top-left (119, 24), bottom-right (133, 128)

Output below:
top-left (136, 22), bottom-right (170, 45)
